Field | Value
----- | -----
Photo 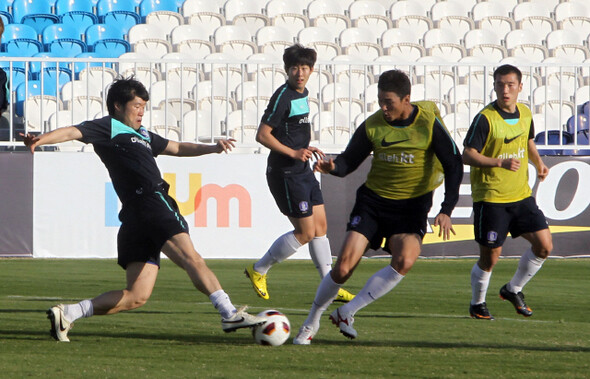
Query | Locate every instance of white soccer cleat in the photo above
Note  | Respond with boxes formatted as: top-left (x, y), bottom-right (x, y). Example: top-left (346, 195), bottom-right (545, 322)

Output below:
top-left (293, 325), bottom-right (317, 345)
top-left (47, 304), bottom-right (72, 342)
top-left (221, 306), bottom-right (267, 333)
top-left (329, 308), bottom-right (357, 339)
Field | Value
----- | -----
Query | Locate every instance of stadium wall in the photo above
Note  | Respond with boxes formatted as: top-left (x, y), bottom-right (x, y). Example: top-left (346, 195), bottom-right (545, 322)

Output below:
top-left (0, 153), bottom-right (588, 258)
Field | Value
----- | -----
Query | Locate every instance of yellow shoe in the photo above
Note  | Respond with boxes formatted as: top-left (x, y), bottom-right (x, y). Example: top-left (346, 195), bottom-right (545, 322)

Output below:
top-left (244, 264), bottom-right (269, 300)
top-left (335, 288), bottom-right (355, 303)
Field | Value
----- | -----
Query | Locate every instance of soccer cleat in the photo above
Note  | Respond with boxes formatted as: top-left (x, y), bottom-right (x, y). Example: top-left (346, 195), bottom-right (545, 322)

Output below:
top-left (221, 306), bottom-right (267, 333)
top-left (329, 308), bottom-right (357, 339)
top-left (47, 304), bottom-right (73, 342)
top-left (244, 264), bottom-right (269, 300)
top-left (293, 325), bottom-right (317, 345)
top-left (499, 284), bottom-right (533, 317)
top-left (469, 302), bottom-right (495, 320)
top-left (334, 288), bottom-right (355, 303)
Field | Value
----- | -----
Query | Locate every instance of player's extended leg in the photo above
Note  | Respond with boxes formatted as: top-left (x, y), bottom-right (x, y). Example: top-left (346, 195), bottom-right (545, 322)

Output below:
top-left (469, 245), bottom-right (502, 320)
top-left (294, 231), bottom-right (368, 345)
top-left (47, 261), bottom-right (158, 342)
top-left (500, 228), bottom-right (553, 317)
top-left (330, 233), bottom-right (421, 339)
top-left (307, 205), bottom-right (355, 303)
top-left (163, 232), bottom-right (266, 332)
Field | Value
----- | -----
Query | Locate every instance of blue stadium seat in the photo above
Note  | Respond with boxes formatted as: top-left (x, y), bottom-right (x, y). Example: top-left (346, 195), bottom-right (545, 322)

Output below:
top-left (0, 0), bottom-right (12, 24)
top-left (12, 0), bottom-right (60, 35)
top-left (96, 0), bottom-right (141, 25)
top-left (15, 80), bottom-right (59, 115)
top-left (55, 0), bottom-right (99, 35)
top-left (534, 130), bottom-right (574, 156)
top-left (2, 23), bottom-right (39, 44)
top-left (5, 39), bottom-right (43, 57)
top-left (139, 0), bottom-right (182, 18)
top-left (85, 24), bottom-right (130, 57)
top-left (42, 24), bottom-right (87, 56)
top-left (0, 66), bottom-right (28, 90)
top-left (29, 52), bottom-right (72, 79)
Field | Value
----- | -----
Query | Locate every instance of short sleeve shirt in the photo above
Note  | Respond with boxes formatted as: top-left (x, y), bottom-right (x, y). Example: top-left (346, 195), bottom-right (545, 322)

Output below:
top-left (262, 82), bottom-right (312, 175)
top-left (75, 116), bottom-right (169, 205)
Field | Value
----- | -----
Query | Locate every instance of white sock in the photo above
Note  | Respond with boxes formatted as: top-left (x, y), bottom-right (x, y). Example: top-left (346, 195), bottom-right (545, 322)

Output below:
top-left (471, 263), bottom-right (492, 305)
top-left (339, 265), bottom-right (404, 316)
top-left (209, 289), bottom-right (236, 319)
top-left (508, 248), bottom-right (545, 293)
top-left (254, 231), bottom-right (302, 275)
top-left (309, 235), bottom-right (333, 278)
top-left (303, 272), bottom-right (341, 329)
top-left (64, 299), bottom-right (93, 323)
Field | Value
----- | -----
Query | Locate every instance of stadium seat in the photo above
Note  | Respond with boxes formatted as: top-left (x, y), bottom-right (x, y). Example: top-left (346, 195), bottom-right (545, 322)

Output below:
top-left (234, 81), bottom-right (272, 113)
top-left (182, 109), bottom-right (224, 143)
top-left (12, 0), bottom-right (60, 35)
top-left (470, 1), bottom-right (514, 39)
top-left (534, 130), bottom-right (573, 146)
top-left (555, 1), bottom-right (590, 34)
top-left (348, 0), bottom-right (392, 37)
top-left (380, 28), bottom-right (425, 62)
top-left (182, 0), bottom-right (223, 17)
top-left (423, 28), bottom-right (466, 62)
top-left (307, 0), bottom-right (350, 36)
top-left (512, 2), bottom-right (556, 36)
top-left (55, 0), bottom-right (98, 39)
top-left (463, 29), bottom-right (507, 63)
top-left (15, 80), bottom-right (62, 130)
top-left (448, 84), bottom-right (487, 115)
top-left (1, 24), bottom-right (42, 56)
top-left (143, 109), bottom-right (181, 140)
top-left (534, 112), bottom-right (562, 134)
top-left (149, 80), bottom-right (191, 111)
top-left (0, 0), bottom-right (12, 24)
top-left (213, 25), bottom-right (257, 60)
top-left (42, 24), bottom-right (87, 56)
top-left (96, 0), bottom-right (141, 28)
top-left (265, 0), bottom-right (309, 36)
top-left (389, 0), bottom-right (433, 38)
top-left (430, 1), bottom-right (474, 38)
top-left (415, 56), bottom-right (456, 97)
top-left (565, 114), bottom-right (588, 135)
top-left (72, 52), bottom-right (115, 80)
top-left (314, 111), bottom-right (351, 145)
top-left (574, 86), bottom-right (590, 109)
top-left (64, 95), bottom-right (105, 119)
top-left (306, 69), bottom-right (332, 100)
top-left (455, 57), bottom-right (494, 92)
top-left (200, 52), bottom-right (241, 78)
top-left (246, 53), bottom-right (286, 88)
top-left (338, 27), bottom-right (382, 61)
top-left (321, 81), bottom-right (363, 105)
top-left (223, 0), bottom-right (269, 36)
top-left (139, 0), bottom-right (181, 19)
top-left (171, 25), bottom-right (215, 60)
top-left (78, 66), bottom-right (118, 92)
top-left (546, 30), bottom-right (589, 63)
top-left (331, 54), bottom-right (375, 89)
top-left (86, 24), bottom-right (130, 57)
top-left (60, 80), bottom-right (100, 103)
top-left (372, 55), bottom-right (415, 80)
top-left (541, 57), bottom-right (583, 96)
top-left (160, 52), bottom-right (204, 84)
top-left (128, 24), bottom-right (172, 58)
top-left (362, 82), bottom-right (378, 111)
top-left (442, 112), bottom-right (472, 147)
top-left (297, 27), bottom-right (341, 60)
top-left (145, 11), bottom-right (184, 39)
top-left (5, 38), bottom-right (42, 57)
top-left (185, 1), bottom-right (225, 36)
top-left (255, 26), bottom-right (295, 59)
top-left (225, 109), bottom-right (259, 144)
top-left (1, 65), bottom-right (28, 91)
top-left (504, 29), bottom-right (548, 62)
top-left (48, 109), bottom-right (88, 131)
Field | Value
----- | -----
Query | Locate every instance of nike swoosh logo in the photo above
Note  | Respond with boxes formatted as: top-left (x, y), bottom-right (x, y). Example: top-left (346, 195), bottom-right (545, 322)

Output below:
top-left (59, 318), bottom-right (68, 332)
top-left (504, 134), bottom-right (522, 144)
top-left (381, 138), bottom-right (409, 147)
top-left (224, 317), bottom-right (245, 324)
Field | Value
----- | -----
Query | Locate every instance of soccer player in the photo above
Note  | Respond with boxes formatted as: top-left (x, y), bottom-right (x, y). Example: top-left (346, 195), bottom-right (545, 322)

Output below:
top-left (463, 64), bottom-right (553, 320)
top-left (22, 77), bottom-right (266, 342)
top-left (293, 69), bottom-right (463, 344)
top-left (244, 44), bottom-right (355, 303)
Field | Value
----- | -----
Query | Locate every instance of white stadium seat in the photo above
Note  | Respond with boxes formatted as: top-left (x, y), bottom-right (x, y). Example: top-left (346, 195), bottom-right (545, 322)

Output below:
top-left (348, 0), bottom-right (392, 37)
top-left (505, 29), bottom-right (548, 62)
top-left (463, 29), bottom-right (507, 63)
top-left (423, 28), bottom-right (466, 62)
top-left (223, 0), bottom-right (269, 36)
top-left (297, 26), bottom-right (341, 60)
top-left (390, 0), bottom-right (433, 38)
top-left (430, 1), bottom-right (474, 38)
top-left (471, 1), bottom-right (514, 39)
top-left (213, 25), bottom-right (257, 60)
top-left (381, 28), bottom-right (425, 62)
top-left (338, 27), bottom-right (382, 61)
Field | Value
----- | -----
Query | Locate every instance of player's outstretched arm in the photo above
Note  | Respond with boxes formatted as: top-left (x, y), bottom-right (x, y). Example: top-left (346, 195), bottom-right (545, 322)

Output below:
top-left (163, 138), bottom-right (236, 157)
top-left (21, 126), bottom-right (83, 153)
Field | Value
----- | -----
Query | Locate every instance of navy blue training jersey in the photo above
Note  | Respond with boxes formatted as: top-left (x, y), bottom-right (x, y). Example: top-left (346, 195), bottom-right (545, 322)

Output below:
top-left (262, 82), bottom-right (312, 175)
top-left (75, 116), bottom-right (169, 205)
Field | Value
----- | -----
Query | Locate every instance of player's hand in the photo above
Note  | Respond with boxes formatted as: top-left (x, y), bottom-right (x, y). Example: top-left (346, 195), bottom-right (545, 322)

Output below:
top-left (434, 213), bottom-right (455, 241)
top-left (216, 138), bottom-right (236, 153)
top-left (313, 158), bottom-right (335, 173)
top-left (20, 132), bottom-right (39, 154)
top-left (500, 158), bottom-right (520, 172)
top-left (307, 146), bottom-right (326, 161)
top-left (537, 164), bottom-right (549, 181)
top-left (292, 148), bottom-right (314, 162)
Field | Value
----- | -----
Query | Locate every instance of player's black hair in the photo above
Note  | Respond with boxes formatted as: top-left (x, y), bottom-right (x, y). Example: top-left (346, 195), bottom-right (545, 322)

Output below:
top-left (493, 64), bottom-right (522, 83)
top-left (283, 44), bottom-right (317, 72)
top-left (106, 76), bottom-right (150, 116)
top-left (377, 70), bottom-right (411, 98)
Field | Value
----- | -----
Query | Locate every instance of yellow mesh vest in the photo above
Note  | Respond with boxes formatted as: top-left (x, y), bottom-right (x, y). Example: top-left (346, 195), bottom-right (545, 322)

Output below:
top-left (365, 102), bottom-right (445, 200)
top-left (470, 103), bottom-right (533, 203)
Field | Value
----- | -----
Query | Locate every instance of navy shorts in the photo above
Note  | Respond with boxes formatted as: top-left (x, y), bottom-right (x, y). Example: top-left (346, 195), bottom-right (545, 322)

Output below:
top-left (267, 169), bottom-right (324, 218)
top-left (117, 188), bottom-right (189, 269)
top-left (473, 196), bottom-right (548, 248)
top-left (347, 185), bottom-right (433, 253)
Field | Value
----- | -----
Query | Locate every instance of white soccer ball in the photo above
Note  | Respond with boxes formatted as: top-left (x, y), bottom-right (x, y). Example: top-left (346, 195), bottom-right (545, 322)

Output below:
top-left (252, 310), bottom-right (291, 346)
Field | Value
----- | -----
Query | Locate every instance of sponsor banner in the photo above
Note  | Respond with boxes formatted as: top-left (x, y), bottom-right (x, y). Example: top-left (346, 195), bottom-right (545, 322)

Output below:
top-left (33, 153), bottom-right (308, 259)
top-left (323, 156), bottom-right (590, 257)
top-left (0, 152), bottom-right (33, 256)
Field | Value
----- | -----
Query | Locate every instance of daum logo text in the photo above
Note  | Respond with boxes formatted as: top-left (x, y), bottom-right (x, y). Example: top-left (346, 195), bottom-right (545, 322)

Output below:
top-left (105, 173), bottom-right (252, 227)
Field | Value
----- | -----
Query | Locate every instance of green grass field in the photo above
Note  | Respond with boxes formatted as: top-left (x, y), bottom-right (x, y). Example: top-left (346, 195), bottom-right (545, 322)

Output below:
top-left (1, 258), bottom-right (589, 378)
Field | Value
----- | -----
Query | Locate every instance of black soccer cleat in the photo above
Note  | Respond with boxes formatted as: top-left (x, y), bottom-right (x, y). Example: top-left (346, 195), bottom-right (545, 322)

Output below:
top-left (469, 302), bottom-right (495, 320)
top-left (499, 284), bottom-right (533, 317)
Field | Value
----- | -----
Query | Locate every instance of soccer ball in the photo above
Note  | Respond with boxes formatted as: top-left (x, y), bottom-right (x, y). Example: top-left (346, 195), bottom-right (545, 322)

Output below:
top-left (252, 310), bottom-right (290, 346)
